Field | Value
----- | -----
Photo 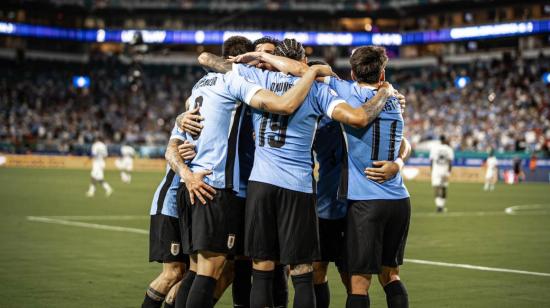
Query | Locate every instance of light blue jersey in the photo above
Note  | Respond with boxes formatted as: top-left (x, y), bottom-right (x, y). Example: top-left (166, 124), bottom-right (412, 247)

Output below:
top-left (234, 64), bottom-right (345, 193)
top-left (186, 71), bottom-right (263, 192)
top-left (325, 77), bottom-right (409, 201)
top-left (313, 117), bottom-right (348, 219)
top-left (150, 124), bottom-right (186, 217)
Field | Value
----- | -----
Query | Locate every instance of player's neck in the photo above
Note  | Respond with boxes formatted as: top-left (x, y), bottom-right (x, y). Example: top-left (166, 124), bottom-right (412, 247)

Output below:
top-left (357, 81), bottom-right (378, 89)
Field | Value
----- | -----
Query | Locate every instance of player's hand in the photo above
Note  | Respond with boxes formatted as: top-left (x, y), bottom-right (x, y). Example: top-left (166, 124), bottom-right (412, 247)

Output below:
top-left (377, 81), bottom-right (395, 97)
top-left (176, 107), bottom-right (203, 136)
top-left (178, 141), bottom-right (196, 161)
top-left (184, 170), bottom-right (216, 205)
top-left (364, 161), bottom-right (400, 183)
top-left (309, 64), bottom-right (334, 77)
top-left (228, 52), bottom-right (262, 64)
top-left (394, 91), bottom-right (406, 113)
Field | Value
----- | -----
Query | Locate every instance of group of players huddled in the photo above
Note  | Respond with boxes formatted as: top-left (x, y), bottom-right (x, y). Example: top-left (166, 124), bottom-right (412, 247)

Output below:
top-left (142, 36), bottom-right (413, 308)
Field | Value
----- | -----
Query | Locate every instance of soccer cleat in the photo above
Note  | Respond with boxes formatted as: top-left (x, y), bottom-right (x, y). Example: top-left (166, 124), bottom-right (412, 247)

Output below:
top-left (86, 191), bottom-right (94, 197)
top-left (105, 188), bottom-right (113, 197)
top-left (436, 207), bottom-right (446, 213)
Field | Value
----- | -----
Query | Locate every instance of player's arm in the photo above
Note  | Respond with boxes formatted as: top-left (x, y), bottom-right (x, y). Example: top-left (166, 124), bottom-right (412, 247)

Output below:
top-left (165, 139), bottom-right (215, 205)
top-left (197, 52), bottom-right (232, 73)
top-left (248, 65), bottom-right (331, 115)
top-left (330, 82), bottom-right (395, 128)
top-left (364, 138), bottom-right (411, 183)
top-left (230, 51), bottom-right (309, 76)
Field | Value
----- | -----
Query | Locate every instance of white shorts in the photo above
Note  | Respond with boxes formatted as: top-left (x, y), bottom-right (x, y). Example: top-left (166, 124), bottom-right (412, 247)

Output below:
top-left (116, 157), bottom-right (133, 171)
top-left (485, 170), bottom-right (495, 180)
top-left (432, 173), bottom-right (449, 187)
top-left (91, 161), bottom-right (105, 180)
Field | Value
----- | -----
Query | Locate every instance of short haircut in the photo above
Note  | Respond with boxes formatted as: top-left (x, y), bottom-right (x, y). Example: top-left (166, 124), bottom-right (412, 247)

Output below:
top-left (222, 36), bottom-right (254, 58)
top-left (439, 135), bottom-right (447, 143)
top-left (275, 38), bottom-right (305, 61)
top-left (253, 36), bottom-right (280, 48)
top-left (307, 60), bottom-right (328, 66)
top-left (349, 46), bottom-right (388, 84)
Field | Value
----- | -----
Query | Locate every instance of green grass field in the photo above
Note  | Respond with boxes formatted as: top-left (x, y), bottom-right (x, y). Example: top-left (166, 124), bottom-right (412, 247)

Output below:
top-left (1, 167), bottom-right (549, 307)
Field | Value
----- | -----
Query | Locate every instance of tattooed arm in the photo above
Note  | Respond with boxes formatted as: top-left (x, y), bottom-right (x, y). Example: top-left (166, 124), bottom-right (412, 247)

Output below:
top-left (197, 52), bottom-right (232, 73)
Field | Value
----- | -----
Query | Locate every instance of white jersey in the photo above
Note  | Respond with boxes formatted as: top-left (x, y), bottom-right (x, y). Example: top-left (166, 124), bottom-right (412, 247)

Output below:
top-left (485, 156), bottom-right (498, 179)
top-left (430, 143), bottom-right (454, 186)
top-left (91, 141), bottom-right (108, 180)
top-left (118, 145), bottom-right (135, 171)
top-left (121, 145), bottom-right (135, 158)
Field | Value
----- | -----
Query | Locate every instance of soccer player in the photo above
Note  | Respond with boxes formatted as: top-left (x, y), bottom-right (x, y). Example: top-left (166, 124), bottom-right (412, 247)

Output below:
top-left (315, 46), bottom-right (411, 308)
top-left (430, 135), bottom-right (454, 213)
top-left (171, 47), bottom-right (332, 308)
top-left (484, 150), bottom-right (498, 191)
top-left (199, 38), bottom-right (400, 308)
top-left (86, 136), bottom-right (113, 197)
top-left (116, 143), bottom-right (135, 183)
top-left (141, 128), bottom-right (196, 308)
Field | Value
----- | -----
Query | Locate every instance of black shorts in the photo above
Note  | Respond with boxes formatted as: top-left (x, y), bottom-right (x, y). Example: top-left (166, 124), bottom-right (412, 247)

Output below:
top-left (149, 214), bottom-right (188, 263)
top-left (318, 217), bottom-right (346, 271)
top-left (245, 181), bottom-right (320, 265)
top-left (345, 198), bottom-right (411, 275)
top-left (177, 184), bottom-right (245, 256)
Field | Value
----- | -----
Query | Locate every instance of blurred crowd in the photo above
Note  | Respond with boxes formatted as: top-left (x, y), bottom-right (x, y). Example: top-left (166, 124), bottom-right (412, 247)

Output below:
top-left (0, 55), bottom-right (204, 155)
top-left (395, 54), bottom-right (550, 155)
top-left (0, 53), bottom-right (549, 157)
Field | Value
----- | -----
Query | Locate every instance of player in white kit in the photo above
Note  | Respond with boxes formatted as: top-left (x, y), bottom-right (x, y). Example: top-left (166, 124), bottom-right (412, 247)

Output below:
top-left (86, 137), bottom-right (114, 197)
top-left (116, 144), bottom-right (135, 184)
top-left (484, 150), bottom-right (498, 191)
top-left (429, 135), bottom-right (454, 212)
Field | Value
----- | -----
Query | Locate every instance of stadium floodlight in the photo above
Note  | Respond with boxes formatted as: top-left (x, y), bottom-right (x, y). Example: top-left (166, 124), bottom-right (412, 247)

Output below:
top-left (543, 73), bottom-right (550, 84)
top-left (73, 76), bottom-right (90, 89)
top-left (454, 76), bottom-right (470, 89)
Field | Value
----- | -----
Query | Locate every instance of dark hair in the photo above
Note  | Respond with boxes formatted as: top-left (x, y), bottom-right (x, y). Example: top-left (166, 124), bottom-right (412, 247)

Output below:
top-left (253, 36), bottom-right (280, 48)
top-left (349, 46), bottom-right (388, 84)
top-left (222, 36), bottom-right (254, 58)
top-left (275, 38), bottom-right (305, 61)
top-left (439, 135), bottom-right (447, 143)
top-left (307, 60), bottom-right (328, 66)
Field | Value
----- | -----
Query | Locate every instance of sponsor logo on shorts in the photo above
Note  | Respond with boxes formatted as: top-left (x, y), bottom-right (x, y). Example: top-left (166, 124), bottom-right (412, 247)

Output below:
top-left (170, 242), bottom-right (180, 256)
top-left (227, 234), bottom-right (235, 249)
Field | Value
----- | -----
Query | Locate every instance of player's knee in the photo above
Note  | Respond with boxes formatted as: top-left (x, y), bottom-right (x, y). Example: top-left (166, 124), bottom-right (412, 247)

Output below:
top-left (378, 266), bottom-right (400, 286)
top-left (290, 263), bottom-right (313, 276)
top-left (161, 264), bottom-right (184, 284)
top-left (312, 262), bottom-right (328, 284)
top-left (253, 259), bottom-right (275, 271)
top-left (350, 274), bottom-right (372, 295)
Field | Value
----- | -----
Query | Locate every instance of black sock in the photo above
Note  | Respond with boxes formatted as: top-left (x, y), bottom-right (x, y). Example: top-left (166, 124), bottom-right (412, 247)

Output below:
top-left (142, 293), bottom-right (164, 308)
top-left (384, 280), bottom-right (408, 308)
top-left (250, 269), bottom-right (274, 308)
top-left (314, 282), bottom-right (330, 308)
top-left (233, 259), bottom-right (252, 308)
top-left (186, 275), bottom-right (217, 308)
top-left (291, 272), bottom-right (316, 308)
top-left (346, 294), bottom-right (370, 308)
top-left (273, 264), bottom-right (288, 308)
top-left (175, 270), bottom-right (196, 308)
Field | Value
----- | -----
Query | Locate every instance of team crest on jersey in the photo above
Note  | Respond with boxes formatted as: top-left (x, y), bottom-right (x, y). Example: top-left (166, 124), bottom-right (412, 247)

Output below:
top-left (170, 242), bottom-right (180, 256)
top-left (227, 234), bottom-right (236, 249)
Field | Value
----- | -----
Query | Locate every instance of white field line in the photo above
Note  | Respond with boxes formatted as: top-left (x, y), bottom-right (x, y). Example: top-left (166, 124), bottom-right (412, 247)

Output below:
top-left (26, 216), bottom-right (148, 235)
top-left (414, 204), bottom-right (550, 217)
top-left (37, 215), bottom-right (149, 221)
top-left (27, 215), bottom-right (550, 278)
top-left (405, 258), bottom-right (550, 277)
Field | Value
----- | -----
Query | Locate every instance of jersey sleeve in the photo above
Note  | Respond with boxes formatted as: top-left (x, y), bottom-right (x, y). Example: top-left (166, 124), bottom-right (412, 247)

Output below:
top-left (225, 71), bottom-right (263, 106)
top-left (429, 147), bottom-right (436, 160)
top-left (314, 82), bottom-right (346, 119)
top-left (232, 63), bottom-right (270, 83)
top-left (324, 76), bottom-right (353, 99)
top-left (449, 148), bottom-right (455, 161)
top-left (169, 123), bottom-right (187, 142)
